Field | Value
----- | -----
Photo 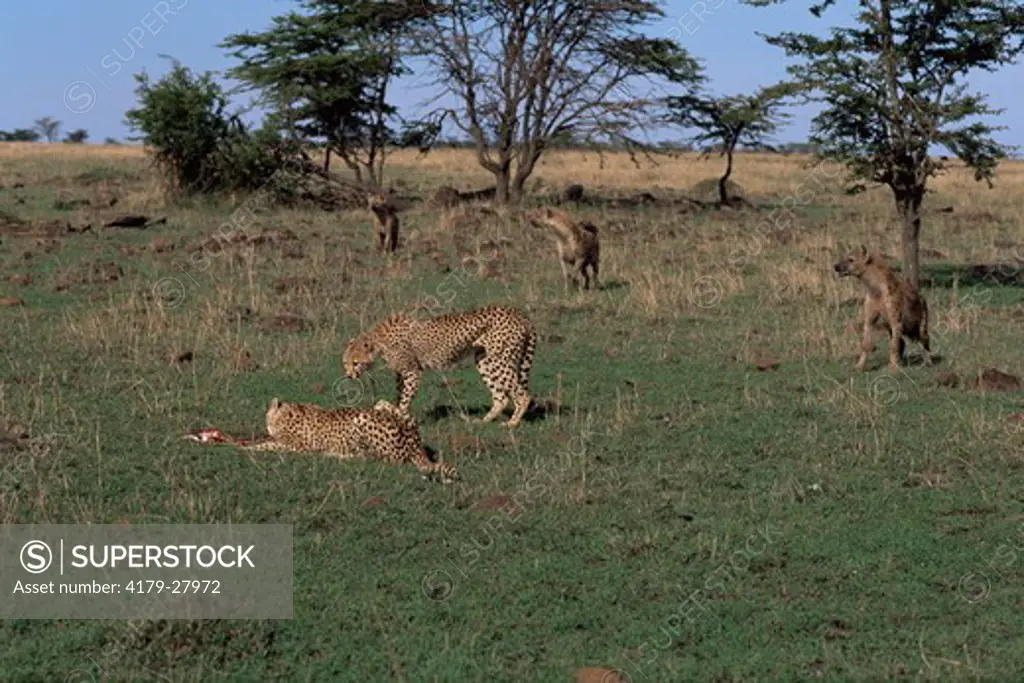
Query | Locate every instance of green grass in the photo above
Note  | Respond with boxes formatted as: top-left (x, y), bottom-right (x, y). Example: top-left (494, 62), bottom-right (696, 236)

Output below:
top-left (2, 155), bottom-right (1024, 682)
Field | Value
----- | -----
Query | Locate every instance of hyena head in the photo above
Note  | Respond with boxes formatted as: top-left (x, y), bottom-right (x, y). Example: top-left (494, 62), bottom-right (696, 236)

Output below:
top-left (834, 244), bottom-right (872, 278)
top-left (525, 207), bottom-right (556, 228)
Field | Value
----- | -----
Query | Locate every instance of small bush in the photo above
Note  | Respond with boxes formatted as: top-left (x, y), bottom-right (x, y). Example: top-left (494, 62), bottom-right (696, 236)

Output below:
top-left (124, 62), bottom-right (294, 196)
top-left (690, 177), bottom-right (745, 203)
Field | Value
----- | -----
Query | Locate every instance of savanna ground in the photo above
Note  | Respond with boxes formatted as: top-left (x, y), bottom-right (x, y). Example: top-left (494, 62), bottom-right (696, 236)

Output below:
top-left (2, 141), bottom-right (1024, 682)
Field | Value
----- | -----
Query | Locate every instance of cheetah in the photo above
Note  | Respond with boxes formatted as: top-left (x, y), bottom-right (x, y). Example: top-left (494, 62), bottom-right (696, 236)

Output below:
top-left (242, 397), bottom-right (458, 483)
top-left (343, 305), bottom-right (537, 427)
top-left (526, 207), bottom-right (600, 291)
top-left (834, 245), bottom-right (933, 372)
top-left (368, 192), bottom-right (400, 253)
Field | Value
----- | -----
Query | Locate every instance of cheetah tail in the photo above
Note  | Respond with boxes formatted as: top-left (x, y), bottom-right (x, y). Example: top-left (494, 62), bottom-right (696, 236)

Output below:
top-left (434, 462), bottom-right (459, 484)
top-left (417, 460), bottom-right (459, 484)
top-left (519, 325), bottom-right (537, 386)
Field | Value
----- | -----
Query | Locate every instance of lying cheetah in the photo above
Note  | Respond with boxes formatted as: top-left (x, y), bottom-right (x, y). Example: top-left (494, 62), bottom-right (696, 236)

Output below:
top-left (834, 245), bottom-right (933, 372)
top-left (526, 207), bottom-right (600, 291)
top-left (343, 305), bottom-right (537, 427)
top-left (368, 192), bottom-right (400, 253)
top-left (243, 397), bottom-right (458, 483)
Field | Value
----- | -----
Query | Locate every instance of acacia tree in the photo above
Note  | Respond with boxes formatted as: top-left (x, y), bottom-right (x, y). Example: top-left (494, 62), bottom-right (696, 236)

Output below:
top-left (748, 0), bottom-right (1024, 288)
top-left (222, 0), bottom-right (436, 189)
top-left (417, 0), bottom-right (702, 204)
top-left (64, 129), bottom-right (89, 144)
top-left (33, 117), bottom-right (61, 143)
top-left (669, 86), bottom-right (791, 206)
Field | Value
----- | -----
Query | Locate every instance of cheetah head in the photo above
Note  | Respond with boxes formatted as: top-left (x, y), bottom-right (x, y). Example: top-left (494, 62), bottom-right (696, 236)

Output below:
top-left (265, 397), bottom-right (298, 439)
top-left (343, 337), bottom-right (377, 379)
top-left (834, 244), bottom-right (872, 278)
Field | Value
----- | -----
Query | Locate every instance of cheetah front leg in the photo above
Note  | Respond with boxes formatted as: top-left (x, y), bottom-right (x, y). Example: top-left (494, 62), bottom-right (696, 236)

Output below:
top-left (395, 371), bottom-right (420, 414)
top-left (242, 439), bottom-right (303, 454)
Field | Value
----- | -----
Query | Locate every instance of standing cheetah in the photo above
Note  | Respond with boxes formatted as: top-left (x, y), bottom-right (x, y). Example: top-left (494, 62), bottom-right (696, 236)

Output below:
top-left (242, 397), bottom-right (458, 483)
top-left (343, 305), bottom-right (537, 427)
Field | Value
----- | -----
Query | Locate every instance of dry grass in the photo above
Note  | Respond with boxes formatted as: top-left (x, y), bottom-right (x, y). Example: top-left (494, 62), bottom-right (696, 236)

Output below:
top-left (4, 141), bottom-right (1024, 680)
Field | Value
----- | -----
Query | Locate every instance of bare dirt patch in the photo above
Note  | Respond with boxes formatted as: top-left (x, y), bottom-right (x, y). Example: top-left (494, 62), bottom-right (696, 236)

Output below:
top-left (189, 228), bottom-right (298, 253)
top-left (975, 368), bottom-right (1022, 391)
top-left (260, 312), bottom-right (310, 334)
top-left (471, 494), bottom-right (521, 514)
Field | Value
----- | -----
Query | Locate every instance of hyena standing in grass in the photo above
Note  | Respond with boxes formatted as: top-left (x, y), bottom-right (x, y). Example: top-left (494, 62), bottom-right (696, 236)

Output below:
top-left (834, 245), bottom-right (934, 372)
top-left (368, 192), bottom-right (400, 253)
top-left (526, 207), bottom-right (600, 291)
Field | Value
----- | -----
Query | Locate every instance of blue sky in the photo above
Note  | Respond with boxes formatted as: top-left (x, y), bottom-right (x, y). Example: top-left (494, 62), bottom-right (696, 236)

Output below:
top-left (1, 0), bottom-right (1021, 148)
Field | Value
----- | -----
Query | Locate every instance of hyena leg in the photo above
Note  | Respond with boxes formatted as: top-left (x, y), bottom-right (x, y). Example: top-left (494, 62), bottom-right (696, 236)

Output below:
top-left (888, 322), bottom-right (903, 371)
top-left (919, 303), bottom-right (934, 365)
top-left (387, 217), bottom-right (399, 253)
top-left (395, 371), bottom-right (420, 414)
top-left (590, 260), bottom-right (599, 289)
top-left (475, 355), bottom-right (510, 423)
top-left (559, 259), bottom-right (571, 292)
top-left (856, 307), bottom-right (874, 371)
top-left (580, 262), bottom-right (591, 290)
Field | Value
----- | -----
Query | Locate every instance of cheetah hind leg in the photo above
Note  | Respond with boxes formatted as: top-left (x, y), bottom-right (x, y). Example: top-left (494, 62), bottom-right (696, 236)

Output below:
top-left (507, 389), bottom-right (530, 428)
top-left (474, 356), bottom-right (510, 424)
top-left (506, 330), bottom-right (536, 428)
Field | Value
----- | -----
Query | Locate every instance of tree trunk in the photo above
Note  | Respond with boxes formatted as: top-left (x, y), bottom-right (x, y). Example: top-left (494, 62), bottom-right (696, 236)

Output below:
top-left (491, 152), bottom-right (512, 205)
top-left (494, 168), bottom-right (511, 205)
top-left (324, 148), bottom-right (331, 173)
top-left (510, 148), bottom-right (543, 205)
top-left (719, 145), bottom-right (735, 207)
top-left (894, 188), bottom-right (923, 289)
